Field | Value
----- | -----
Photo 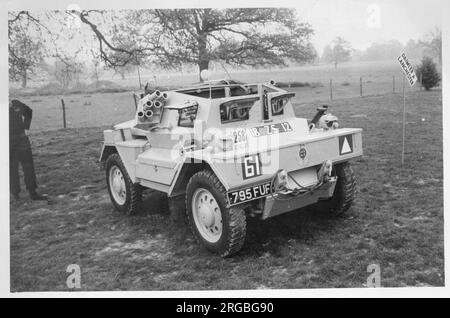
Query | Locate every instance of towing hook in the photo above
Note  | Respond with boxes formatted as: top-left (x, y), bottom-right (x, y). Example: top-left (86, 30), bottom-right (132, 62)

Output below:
top-left (270, 168), bottom-right (326, 201)
top-left (273, 169), bottom-right (288, 191)
top-left (318, 160), bottom-right (333, 182)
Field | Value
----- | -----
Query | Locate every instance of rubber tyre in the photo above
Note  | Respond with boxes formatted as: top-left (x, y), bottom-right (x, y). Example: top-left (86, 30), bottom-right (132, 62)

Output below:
top-left (186, 170), bottom-right (246, 257)
top-left (105, 153), bottom-right (142, 215)
top-left (315, 162), bottom-right (356, 217)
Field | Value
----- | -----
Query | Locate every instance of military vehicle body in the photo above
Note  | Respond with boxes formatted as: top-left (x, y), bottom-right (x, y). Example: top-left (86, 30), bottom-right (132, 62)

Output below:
top-left (99, 79), bottom-right (363, 256)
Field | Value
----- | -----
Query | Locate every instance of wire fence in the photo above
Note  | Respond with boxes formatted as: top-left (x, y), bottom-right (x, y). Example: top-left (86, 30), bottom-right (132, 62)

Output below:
top-left (285, 74), bottom-right (427, 106)
top-left (20, 73), bottom-right (433, 133)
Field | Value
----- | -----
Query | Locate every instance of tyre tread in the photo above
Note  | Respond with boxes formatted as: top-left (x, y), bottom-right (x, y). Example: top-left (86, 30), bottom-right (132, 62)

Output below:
top-left (315, 162), bottom-right (357, 217)
top-left (186, 170), bottom-right (246, 257)
top-left (105, 153), bottom-right (141, 215)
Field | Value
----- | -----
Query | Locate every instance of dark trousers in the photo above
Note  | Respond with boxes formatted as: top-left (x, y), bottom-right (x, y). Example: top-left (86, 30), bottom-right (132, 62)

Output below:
top-left (10, 134), bottom-right (37, 195)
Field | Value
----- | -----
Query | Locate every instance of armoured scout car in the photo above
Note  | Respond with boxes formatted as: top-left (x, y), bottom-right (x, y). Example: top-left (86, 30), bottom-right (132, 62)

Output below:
top-left (99, 79), bottom-right (363, 256)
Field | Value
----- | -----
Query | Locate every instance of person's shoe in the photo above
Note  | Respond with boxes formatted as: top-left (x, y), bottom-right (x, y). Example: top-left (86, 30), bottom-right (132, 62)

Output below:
top-left (29, 191), bottom-right (47, 201)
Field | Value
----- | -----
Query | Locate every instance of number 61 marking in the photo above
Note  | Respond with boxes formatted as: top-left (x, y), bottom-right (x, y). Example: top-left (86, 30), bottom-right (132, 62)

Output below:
top-left (242, 154), bottom-right (262, 179)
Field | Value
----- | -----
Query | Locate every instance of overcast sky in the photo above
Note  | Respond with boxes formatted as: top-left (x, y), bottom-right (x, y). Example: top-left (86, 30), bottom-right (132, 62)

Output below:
top-left (295, 0), bottom-right (443, 53)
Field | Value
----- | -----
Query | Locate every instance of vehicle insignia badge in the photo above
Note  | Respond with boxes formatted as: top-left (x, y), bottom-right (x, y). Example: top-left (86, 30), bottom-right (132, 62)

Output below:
top-left (299, 145), bottom-right (307, 160)
top-left (339, 135), bottom-right (353, 155)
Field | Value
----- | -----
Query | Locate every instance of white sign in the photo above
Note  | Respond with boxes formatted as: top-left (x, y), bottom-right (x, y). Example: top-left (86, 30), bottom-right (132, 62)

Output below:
top-left (398, 52), bottom-right (418, 86)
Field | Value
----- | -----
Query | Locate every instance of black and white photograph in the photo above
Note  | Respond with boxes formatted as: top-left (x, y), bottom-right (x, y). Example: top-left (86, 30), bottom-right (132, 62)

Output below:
top-left (1, 0), bottom-right (448, 297)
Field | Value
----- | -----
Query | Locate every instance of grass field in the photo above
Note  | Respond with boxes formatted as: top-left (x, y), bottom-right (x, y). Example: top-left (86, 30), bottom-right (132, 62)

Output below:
top-left (10, 89), bottom-right (443, 291)
top-left (107, 59), bottom-right (419, 89)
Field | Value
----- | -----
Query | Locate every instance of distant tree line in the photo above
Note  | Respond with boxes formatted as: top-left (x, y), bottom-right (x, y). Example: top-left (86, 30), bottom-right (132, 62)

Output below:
top-left (321, 28), bottom-right (441, 67)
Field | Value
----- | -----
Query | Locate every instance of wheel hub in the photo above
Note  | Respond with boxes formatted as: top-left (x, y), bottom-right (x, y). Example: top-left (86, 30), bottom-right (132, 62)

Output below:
top-left (109, 165), bottom-right (126, 205)
top-left (192, 188), bottom-right (223, 243)
top-left (198, 205), bottom-right (215, 227)
top-left (112, 176), bottom-right (123, 193)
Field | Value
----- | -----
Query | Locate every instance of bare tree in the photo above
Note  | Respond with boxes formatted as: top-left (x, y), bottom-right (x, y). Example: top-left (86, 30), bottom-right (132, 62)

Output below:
top-left (52, 55), bottom-right (85, 89)
top-left (90, 49), bottom-right (104, 86)
top-left (76, 8), bottom-right (316, 80)
top-left (322, 37), bottom-right (352, 69)
top-left (72, 10), bottom-right (154, 68)
top-left (9, 32), bottom-right (44, 88)
top-left (108, 49), bottom-right (146, 81)
top-left (8, 11), bottom-right (47, 87)
top-left (112, 64), bottom-right (134, 80)
top-left (419, 27), bottom-right (441, 65)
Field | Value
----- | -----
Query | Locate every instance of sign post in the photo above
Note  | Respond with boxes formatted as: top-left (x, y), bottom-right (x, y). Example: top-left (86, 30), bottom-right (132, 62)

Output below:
top-left (397, 52), bottom-right (418, 165)
top-left (402, 76), bottom-right (406, 165)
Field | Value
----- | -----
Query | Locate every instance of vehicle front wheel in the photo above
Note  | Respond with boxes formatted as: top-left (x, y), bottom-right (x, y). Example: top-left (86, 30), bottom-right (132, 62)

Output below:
top-left (314, 162), bottom-right (356, 217)
top-left (105, 153), bottom-right (142, 215)
top-left (186, 170), bottom-right (246, 257)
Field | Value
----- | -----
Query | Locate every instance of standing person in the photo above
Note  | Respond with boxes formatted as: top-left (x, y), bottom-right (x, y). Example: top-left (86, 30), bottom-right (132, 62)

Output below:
top-left (9, 99), bottom-right (47, 202)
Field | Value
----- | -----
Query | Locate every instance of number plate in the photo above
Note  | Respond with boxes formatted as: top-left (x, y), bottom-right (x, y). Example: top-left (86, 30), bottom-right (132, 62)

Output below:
top-left (249, 122), bottom-right (293, 137)
top-left (227, 182), bottom-right (272, 206)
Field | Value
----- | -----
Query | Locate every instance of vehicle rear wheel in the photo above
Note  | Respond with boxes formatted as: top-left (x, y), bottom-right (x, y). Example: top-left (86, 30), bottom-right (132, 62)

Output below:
top-left (186, 170), bottom-right (246, 257)
top-left (315, 162), bottom-right (356, 217)
top-left (105, 153), bottom-right (142, 215)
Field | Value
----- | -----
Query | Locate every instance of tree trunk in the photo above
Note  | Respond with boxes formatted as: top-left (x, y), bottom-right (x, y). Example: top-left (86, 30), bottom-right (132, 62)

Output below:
top-left (197, 31), bottom-right (209, 82)
top-left (21, 70), bottom-right (27, 88)
top-left (198, 60), bottom-right (210, 82)
top-left (136, 65), bottom-right (142, 89)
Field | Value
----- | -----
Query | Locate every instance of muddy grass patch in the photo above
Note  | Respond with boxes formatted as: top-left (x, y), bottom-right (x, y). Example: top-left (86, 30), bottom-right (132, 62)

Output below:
top-left (10, 91), bottom-right (444, 291)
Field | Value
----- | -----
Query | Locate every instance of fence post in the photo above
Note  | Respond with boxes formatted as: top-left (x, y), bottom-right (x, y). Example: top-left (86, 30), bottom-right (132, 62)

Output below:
top-left (61, 98), bottom-right (67, 129)
top-left (329, 79), bottom-right (333, 101)
top-left (360, 77), bottom-right (363, 97)
top-left (393, 75), bottom-right (395, 93)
